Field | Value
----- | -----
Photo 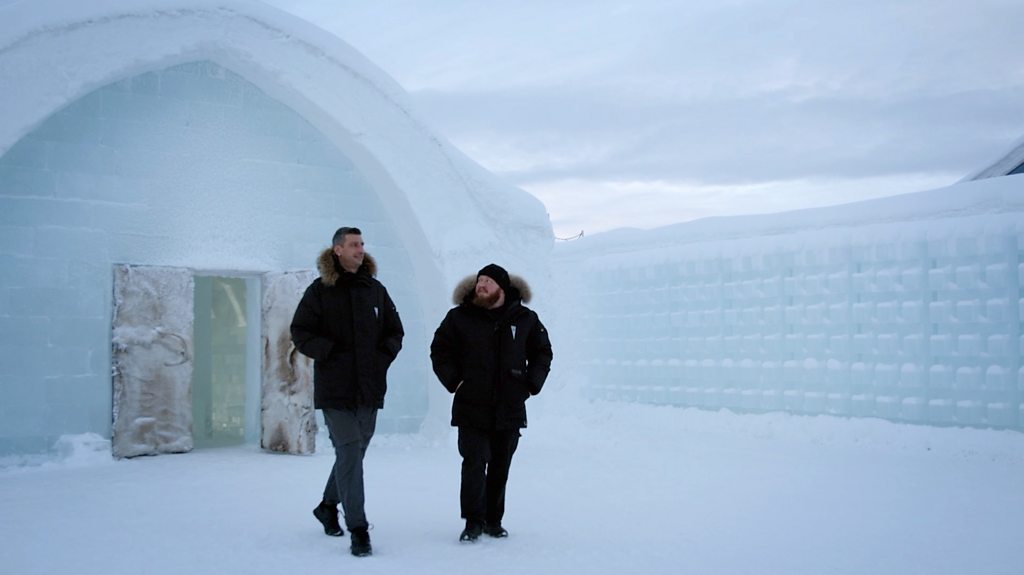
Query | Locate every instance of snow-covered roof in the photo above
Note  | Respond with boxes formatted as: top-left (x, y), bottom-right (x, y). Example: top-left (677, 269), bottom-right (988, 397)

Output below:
top-left (0, 0), bottom-right (553, 279)
top-left (961, 134), bottom-right (1024, 182)
top-left (555, 174), bottom-right (1024, 259)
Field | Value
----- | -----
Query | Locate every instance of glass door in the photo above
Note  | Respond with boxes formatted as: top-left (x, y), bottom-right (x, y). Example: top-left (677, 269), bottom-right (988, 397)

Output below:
top-left (193, 276), bottom-right (254, 448)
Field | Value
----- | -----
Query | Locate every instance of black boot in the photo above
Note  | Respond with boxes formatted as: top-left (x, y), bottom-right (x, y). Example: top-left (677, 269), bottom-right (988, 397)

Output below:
top-left (312, 502), bottom-right (344, 537)
top-left (484, 522), bottom-right (508, 538)
top-left (350, 527), bottom-right (372, 557)
top-left (459, 520), bottom-right (483, 542)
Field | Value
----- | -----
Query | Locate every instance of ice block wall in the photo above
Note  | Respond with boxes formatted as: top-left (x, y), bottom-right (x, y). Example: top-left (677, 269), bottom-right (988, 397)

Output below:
top-left (554, 176), bottom-right (1024, 431)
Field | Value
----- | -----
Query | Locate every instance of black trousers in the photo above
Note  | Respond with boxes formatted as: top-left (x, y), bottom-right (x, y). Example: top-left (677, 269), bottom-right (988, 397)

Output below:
top-left (458, 426), bottom-right (520, 525)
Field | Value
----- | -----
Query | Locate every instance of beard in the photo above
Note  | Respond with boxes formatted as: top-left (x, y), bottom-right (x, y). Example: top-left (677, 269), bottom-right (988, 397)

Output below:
top-left (472, 289), bottom-right (502, 309)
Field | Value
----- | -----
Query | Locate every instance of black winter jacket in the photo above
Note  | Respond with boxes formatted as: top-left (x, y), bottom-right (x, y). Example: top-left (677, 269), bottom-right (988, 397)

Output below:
top-left (291, 249), bottom-right (404, 410)
top-left (430, 274), bottom-right (553, 429)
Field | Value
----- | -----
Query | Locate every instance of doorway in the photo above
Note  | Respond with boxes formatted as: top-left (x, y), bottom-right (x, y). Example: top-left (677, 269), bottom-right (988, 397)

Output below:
top-left (192, 276), bottom-right (261, 448)
top-left (112, 265), bottom-right (314, 458)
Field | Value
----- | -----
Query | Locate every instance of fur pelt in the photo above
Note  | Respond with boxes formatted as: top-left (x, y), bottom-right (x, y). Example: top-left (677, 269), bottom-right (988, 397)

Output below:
top-left (316, 248), bottom-right (378, 286)
top-left (451, 273), bottom-right (532, 305)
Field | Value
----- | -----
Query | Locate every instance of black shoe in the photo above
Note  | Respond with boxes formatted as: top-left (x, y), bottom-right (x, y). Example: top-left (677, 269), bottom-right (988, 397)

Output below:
top-left (312, 502), bottom-right (344, 537)
top-left (350, 527), bottom-right (372, 557)
top-left (483, 522), bottom-right (508, 538)
top-left (459, 520), bottom-right (483, 542)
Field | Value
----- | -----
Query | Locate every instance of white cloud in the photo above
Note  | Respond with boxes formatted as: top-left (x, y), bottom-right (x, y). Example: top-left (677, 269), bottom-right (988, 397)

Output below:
top-left (267, 0), bottom-right (1024, 233)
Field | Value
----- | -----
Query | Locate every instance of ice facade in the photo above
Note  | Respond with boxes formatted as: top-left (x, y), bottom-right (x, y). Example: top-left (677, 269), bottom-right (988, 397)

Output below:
top-left (554, 176), bottom-right (1024, 431)
top-left (0, 0), bottom-right (556, 459)
top-left (0, 61), bottom-right (431, 454)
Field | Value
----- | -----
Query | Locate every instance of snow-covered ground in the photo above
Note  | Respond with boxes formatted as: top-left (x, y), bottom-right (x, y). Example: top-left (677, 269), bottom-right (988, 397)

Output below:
top-left (2, 387), bottom-right (1022, 575)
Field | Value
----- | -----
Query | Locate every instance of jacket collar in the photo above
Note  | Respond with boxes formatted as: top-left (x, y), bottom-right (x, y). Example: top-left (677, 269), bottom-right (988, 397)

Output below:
top-left (316, 248), bottom-right (378, 287)
top-left (451, 272), bottom-right (533, 306)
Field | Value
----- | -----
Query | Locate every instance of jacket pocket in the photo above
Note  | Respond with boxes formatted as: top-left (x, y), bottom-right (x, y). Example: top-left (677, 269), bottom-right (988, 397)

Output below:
top-left (318, 351), bottom-right (352, 385)
top-left (507, 368), bottom-right (531, 401)
top-left (455, 377), bottom-right (492, 404)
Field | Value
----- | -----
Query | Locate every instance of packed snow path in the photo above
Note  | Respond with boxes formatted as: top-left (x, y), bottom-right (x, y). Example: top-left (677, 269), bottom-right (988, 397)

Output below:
top-left (2, 396), bottom-right (1022, 575)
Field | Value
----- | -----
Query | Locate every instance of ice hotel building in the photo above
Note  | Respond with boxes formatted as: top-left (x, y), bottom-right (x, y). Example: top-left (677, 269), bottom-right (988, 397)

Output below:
top-left (0, 0), bottom-right (552, 458)
top-left (2, 0), bottom-right (1022, 461)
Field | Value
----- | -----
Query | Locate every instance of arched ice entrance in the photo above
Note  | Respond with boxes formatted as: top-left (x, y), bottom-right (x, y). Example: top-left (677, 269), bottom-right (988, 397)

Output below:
top-left (0, 2), bottom-right (553, 459)
top-left (1, 60), bottom-right (437, 457)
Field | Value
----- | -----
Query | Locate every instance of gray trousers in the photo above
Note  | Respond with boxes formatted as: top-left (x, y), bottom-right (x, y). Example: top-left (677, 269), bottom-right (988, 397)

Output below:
top-left (321, 406), bottom-right (377, 531)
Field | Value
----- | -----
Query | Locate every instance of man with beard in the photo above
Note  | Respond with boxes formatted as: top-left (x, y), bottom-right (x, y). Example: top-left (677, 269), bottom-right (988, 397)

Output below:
top-left (291, 226), bottom-right (404, 557)
top-left (430, 263), bottom-right (553, 542)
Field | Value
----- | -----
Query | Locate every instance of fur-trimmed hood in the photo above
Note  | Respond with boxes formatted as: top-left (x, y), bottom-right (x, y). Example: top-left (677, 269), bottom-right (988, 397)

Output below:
top-left (317, 248), bottom-right (378, 287)
top-left (452, 273), bottom-right (532, 305)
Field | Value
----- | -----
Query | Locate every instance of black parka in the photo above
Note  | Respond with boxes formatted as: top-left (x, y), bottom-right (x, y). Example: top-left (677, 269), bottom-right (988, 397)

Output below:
top-left (430, 274), bottom-right (553, 429)
top-left (291, 249), bottom-right (404, 410)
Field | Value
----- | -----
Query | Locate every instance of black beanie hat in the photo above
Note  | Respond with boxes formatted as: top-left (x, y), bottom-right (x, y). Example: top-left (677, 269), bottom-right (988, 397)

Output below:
top-left (477, 263), bottom-right (512, 293)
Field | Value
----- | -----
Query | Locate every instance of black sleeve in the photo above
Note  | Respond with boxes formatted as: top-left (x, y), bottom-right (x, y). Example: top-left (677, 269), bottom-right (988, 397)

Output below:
top-left (290, 282), bottom-right (335, 362)
top-left (379, 286), bottom-right (404, 361)
top-left (525, 314), bottom-right (553, 395)
top-left (430, 311), bottom-right (462, 394)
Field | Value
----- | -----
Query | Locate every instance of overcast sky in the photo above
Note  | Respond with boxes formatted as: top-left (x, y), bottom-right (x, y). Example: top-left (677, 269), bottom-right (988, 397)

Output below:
top-left (266, 0), bottom-right (1024, 237)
